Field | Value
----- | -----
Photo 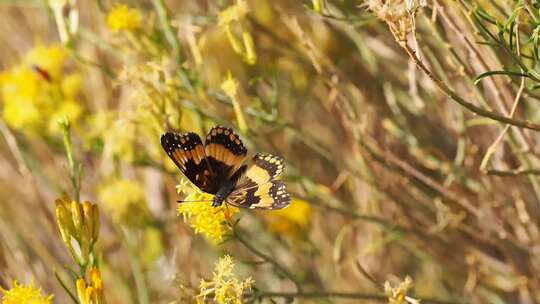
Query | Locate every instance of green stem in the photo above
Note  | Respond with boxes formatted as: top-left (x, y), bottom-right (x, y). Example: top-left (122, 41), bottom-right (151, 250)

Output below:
top-left (233, 230), bottom-right (303, 293)
top-left (123, 229), bottom-right (150, 304)
top-left (151, 0), bottom-right (181, 61)
top-left (247, 291), bottom-right (462, 304)
top-left (60, 119), bottom-right (80, 202)
top-left (400, 42), bottom-right (540, 131)
top-left (54, 271), bottom-right (79, 304)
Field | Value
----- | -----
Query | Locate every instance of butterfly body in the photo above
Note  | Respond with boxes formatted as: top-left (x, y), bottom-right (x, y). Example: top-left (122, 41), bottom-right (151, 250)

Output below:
top-left (212, 180), bottom-right (235, 207)
top-left (161, 126), bottom-right (291, 210)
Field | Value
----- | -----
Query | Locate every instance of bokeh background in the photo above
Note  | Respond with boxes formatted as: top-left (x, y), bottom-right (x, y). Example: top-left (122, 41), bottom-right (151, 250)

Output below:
top-left (0, 0), bottom-right (539, 303)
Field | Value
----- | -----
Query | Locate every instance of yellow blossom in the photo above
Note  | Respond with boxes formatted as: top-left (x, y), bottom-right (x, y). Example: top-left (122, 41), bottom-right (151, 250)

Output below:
top-left (218, 0), bottom-right (248, 26)
top-left (0, 280), bottom-right (53, 304)
top-left (76, 267), bottom-right (104, 304)
top-left (0, 44), bottom-right (82, 135)
top-left (24, 44), bottom-right (67, 79)
top-left (55, 197), bottom-right (100, 267)
top-left (220, 72), bottom-right (238, 97)
top-left (218, 0), bottom-right (257, 65)
top-left (384, 276), bottom-right (420, 304)
top-left (107, 5), bottom-right (142, 32)
top-left (220, 72), bottom-right (247, 133)
top-left (197, 255), bottom-right (253, 304)
top-left (98, 178), bottom-right (149, 226)
top-left (177, 180), bottom-right (238, 244)
top-left (264, 198), bottom-right (312, 236)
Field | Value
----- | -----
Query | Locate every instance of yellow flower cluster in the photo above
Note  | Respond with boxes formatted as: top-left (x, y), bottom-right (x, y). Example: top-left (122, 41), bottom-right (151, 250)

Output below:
top-left (0, 281), bottom-right (53, 304)
top-left (55, 197), bottom-right (100, 267)
top-left (264, 198), bottom-right (312, 236)
top-left (177, 180), bottom-right (239, 244)
top-left (197, 255), bottom-right (253, 304)
top-left (76, 267), bottom-right (104, 304)
top-left (98, 178), bottom-right (149, 226)
top-left (107, 5), bottom-right (142, 32)
top-left (218, 0), bottom-right (257, 65)
top-left (0, 44), bottom-right (82, 135)
top-left (384, 276), bottom-right (420, 304)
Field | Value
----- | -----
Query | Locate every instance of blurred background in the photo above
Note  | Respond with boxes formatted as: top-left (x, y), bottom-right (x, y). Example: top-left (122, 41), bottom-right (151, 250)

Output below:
top-left (0, 0), bottom-right (539, 303)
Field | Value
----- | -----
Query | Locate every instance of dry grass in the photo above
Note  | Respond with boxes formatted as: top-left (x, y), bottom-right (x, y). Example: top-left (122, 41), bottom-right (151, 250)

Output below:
top-left (0, 0), bottom-right (539, 303)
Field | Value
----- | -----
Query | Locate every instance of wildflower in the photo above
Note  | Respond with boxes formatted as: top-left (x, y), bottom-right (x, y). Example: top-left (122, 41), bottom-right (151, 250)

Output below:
top-left (218, 0), bottom-right (257, 65)
top-left (218, 0), bottom-right (248, 26)
top-left (177, 180), bottom-right (239, 244)
top-left (366, 0), bottom-right (426, 41)
top-left (197, 255), bottom-right (254, 304)
top-left (0, 44), bottom-right (82, 135)
top-left (76, 267), bottom-right (104, 304)
top-left (220, 72), bottom-right (247, 133)
top-left (0, 280), bottom-right (53, 304)
top-left (107, 5), bottom-right (142, 32)
top-left (384, 276), bottom-right (420, 304)
top-left (98, 178), bottom-right (149, 226)
top-left (55, 197), bottom-right (100, 267)
top-left (264, 198), bottom-right (312, 236)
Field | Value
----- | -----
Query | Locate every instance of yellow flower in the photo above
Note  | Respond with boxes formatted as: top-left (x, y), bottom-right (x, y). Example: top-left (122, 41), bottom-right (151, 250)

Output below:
top-left (197, 255), bottom-right (253, 304)
top-left (24, 44), bottom-right (67, 79)
top-left (218, 0), bottom-right (257, 65)
top-left (220, 72), bottom-right (247, 133)
top-left (264, 198), bottom-right (312, 236)
top-left (0, 44), bottom-right (82, 135)
top-left (1, 280), bottom-right (53, 304)
top-left (107, 5), bottom-right (142, 32)
top-left (55, 197), bottom-right (100, 267)
top-left (384, 276), bottom-right (420, 304)
top-left (76, 267), bottom-right (104, 304)
top-left (218, 0), bottom-right (248, 26)
top-left (177, 180), bottom-right (239, 244)
top-left (98, 178), bottom-right (149, 226)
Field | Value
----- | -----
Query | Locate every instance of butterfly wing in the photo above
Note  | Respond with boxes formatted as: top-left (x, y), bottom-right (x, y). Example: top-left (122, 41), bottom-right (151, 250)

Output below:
top-left (204, 125), bottom-right (247, 183)
top-left (227, 180), bottom-right (291, 210)
top-left (161, 131), bottom-right (218, 193)
top-left (227, 153), bottom-right (291, 209)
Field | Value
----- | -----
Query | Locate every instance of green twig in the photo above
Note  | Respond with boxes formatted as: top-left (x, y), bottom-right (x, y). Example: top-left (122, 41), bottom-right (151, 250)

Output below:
top-left (123, 229), bottom-right (150, 304)
top-left (60, 118), bottom-right (81, 202)
top-left (246, 290), bottom-right (463, 304)
top-left (54, 271), bottom-right (79, 304)
top-left (233, 229), bottom-right (303, 293)
top-left (400, 42), bottom-right (540, 131)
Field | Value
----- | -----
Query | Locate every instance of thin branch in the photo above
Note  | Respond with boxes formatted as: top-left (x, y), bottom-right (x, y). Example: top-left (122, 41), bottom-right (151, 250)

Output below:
top-left (233, 229), bottom-right (303, 293)
top-left (487, 169), bottom-right (540, 176)
top-left (246, 290), bottom-right (463, 304)
top-left (480, 19), bottom-right (527, 172)
top-left (399, 41), bottom-right (540, 131)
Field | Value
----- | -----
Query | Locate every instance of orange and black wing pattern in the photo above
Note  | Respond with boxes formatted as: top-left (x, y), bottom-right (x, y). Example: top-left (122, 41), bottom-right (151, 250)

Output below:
top-left (204, 125), bottom-right (247, 183)
top-left (161, 132), bottom-right (217, 193)
top-left (228, 153), bottom-right (291, 209)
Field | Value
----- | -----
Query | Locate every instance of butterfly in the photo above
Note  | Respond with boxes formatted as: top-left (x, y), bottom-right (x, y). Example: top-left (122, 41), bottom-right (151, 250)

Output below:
top-left (161, 125), bottom-right (291, 210)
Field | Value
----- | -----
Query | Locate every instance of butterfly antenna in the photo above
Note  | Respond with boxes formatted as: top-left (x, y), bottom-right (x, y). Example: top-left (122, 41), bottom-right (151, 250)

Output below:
top-left (176, 199), bottom-right (213, 204)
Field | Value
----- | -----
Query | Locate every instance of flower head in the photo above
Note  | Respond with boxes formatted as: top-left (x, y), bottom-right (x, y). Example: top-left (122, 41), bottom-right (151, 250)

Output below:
top-left (1, 280), bottom-right (53, 304)
top-left (384, 276), bottom-right (420, 304)
top-left (177, 179), bottom-right (239, 244)
top-left (366, 0), bottom-right (426, 41)
top-left (264, 198), bottom-right (312, 236)
top-left (0, 44), bottom-right (82, 135)
top-left (107, 5), bottom-right (142, 32)
top-left (76, 267), bottom-right (104, 304)
top-left (220, 72), bottom-right (247, 132)
top-left (55, 197), bottom-right (100, 267)
top-left (218, 0), bottom-right (248, 26)
top-left (197, 255), bottom-right (254, 304)
top-left (98, 178), bottom-right (149, 226)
